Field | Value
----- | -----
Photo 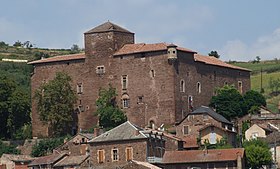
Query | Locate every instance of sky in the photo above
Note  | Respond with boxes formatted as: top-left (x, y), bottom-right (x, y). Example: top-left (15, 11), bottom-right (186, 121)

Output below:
top-left (1, 0), bottom-right (280, 61)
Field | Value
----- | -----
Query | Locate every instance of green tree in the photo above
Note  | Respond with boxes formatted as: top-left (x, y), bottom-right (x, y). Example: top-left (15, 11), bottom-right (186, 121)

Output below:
top-left (70, 44), bottom-right (80, 54)
top-left (34, 72), bottom-right (77, 137)
top-left (13, 41), bottom-right (22, 47)
top-left (0, 41), bottom-right (9, 48)
top-left (209, 85), bottom-right (244, 120)
top-left (0, 75), bottom-right (30, 139)
top-left (242, 90), bottom-right (266, 114)
top-left (95, 85), bottom-right (127, 130)
top-left (31, 137), bottom-right (64, 157)
top-left (208, 50), bottom-right (220, 59)
top-left (243, 139), bottom-right (272, 168)
top-left (0, 141), bottom-right (20, 156)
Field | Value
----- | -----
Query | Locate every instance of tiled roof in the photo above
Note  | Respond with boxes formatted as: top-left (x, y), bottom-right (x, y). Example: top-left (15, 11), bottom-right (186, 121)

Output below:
top-left (162, 148), bottom-right (244, 164)
top-left (114, 43), bottom-right (196, 56)
top-left (194, 54), bottom-right (251, 71)
top-left (54, 155), bottom-right (89, 167)
top-left (84, 21), bottom-right (133, 34)
top-left (28, 53), bottom-right (85, 65)
top-left (89, 121), bottom-right (147, 143)
top-left (177, 106), bottom-right (232, 125)
top-left (28, 153), bottom-right (67, 166)
top-left (1, 154), bottom-right (35, 162)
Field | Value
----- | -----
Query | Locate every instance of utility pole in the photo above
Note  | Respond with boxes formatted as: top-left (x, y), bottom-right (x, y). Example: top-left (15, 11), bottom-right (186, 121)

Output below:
top-left (261, 67), bottom-right (263, 93)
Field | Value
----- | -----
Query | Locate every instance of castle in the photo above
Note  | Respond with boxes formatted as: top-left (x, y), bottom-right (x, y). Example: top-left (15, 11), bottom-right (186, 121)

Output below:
top-left (29, 21), bottom-right (251, 137)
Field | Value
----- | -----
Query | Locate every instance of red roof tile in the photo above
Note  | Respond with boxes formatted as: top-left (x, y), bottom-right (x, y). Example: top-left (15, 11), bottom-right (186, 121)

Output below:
top-left (114, 43), bottom-right (196, 56)
top-left (194, 54), bottom-right (250, 71)
top-left (28, 53), bottom-right (85, 65)
top-left (162, 148), bottom-right (244, 164)
top-left (28, 153), bottom-right (67, 166)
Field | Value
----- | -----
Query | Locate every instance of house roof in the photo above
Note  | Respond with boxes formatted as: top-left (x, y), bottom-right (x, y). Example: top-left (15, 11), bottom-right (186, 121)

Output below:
top-left (199, 124), bottom-right (236, 133)
top-left (28, 53), bottom-right (85, 65)
top-left (28, 153), bottom-right (67, 166)
top-left (162, 148), bottom-right (244, 164)
top-left (261, 131), bottom-right (280, 144)
top-left (194, 54), bottom-right (251, 72)
top-left (53, 155), bottom-right (89, 167)
top-left (113, 43), bottom-right (196, 56)
top-left (129, 160), bottom-right (162, 169)
top-left (89, 121), bottom-right (147, 143)
top-left (84, 21), bottom-right (133, 34)
top-left (177, 106), bottom-right (232, 125)
top-left (1, 154), bottom-right (35, 163)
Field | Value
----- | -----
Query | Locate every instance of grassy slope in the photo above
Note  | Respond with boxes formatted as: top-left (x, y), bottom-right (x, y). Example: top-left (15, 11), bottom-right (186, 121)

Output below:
top-left (232, 61), bottom-right (280, 112)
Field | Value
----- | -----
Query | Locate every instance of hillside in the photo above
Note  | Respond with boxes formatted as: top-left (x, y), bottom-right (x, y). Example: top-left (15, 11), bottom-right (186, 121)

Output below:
top-left (232, 60), bottom-right (280, 112)
top-left (0, 43), bottom-right (82, 91)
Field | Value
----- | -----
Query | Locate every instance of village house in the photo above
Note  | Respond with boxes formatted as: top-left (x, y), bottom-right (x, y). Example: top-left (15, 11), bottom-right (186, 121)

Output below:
top-left (0, 154), bottom-right (35, 169)
top-left (28, 21), bottom-right (251, 138)
top-left (245, 123), bottom-right (273, 140)
top-left (158, 148), bottom-right (245, 169)
top-left (176, 106), bottom-right (237, 148)
top-left (54, 133), bottom-right (94, 155)
top-left (28, 153), bottom-right (67, 169)
top-left (53, 155), bottom-right (91, 169)
top-left (87, 121), bottom-right (183, 169)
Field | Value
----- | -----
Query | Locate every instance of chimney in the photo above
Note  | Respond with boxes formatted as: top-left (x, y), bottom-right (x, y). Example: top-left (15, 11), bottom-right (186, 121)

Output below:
top-left (94, 128), bottom-right (100, 137)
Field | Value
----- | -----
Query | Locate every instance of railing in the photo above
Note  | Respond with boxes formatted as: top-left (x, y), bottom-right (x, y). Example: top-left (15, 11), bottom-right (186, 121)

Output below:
top-left (147, 156), bottom-right (162, 163)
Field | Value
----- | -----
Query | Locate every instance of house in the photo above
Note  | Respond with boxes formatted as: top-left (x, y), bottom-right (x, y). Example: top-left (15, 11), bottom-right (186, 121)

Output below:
top-left (159, 148), bottom-right (245, 169)
top-left (260, 131), bottom-right (280, 168)
top-left (55, 133), bottom-right (94, 155)
top-left (176, 106), bottom-right (236, 147)
top-left (199, 124), bottom-right (236, 147)
top-left (87, 121), bottom-right (166, 169)
top-left (245, 124), bottom-right (273, 140)
top-left (0, 154), bottom-right (35, 169)
top-left (28, 153), bottom-right (67, 169)
top-left (28, 21), bottom-right (251, 138)
top-left (53, 155), bottom-right (91, 169)
top-left (237, 106), bottom-right (280, 136)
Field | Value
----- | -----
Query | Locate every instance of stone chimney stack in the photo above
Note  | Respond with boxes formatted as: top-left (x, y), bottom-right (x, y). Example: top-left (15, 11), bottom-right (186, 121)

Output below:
top-left (94, 128), bottom-right (100, 137)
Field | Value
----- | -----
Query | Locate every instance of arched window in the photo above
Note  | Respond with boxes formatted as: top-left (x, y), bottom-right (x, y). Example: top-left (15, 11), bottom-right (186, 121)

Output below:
top-left (122, 94), bottom-right (130, 108)
top-left (197, 82), bottom-right (201, 94)
top-left (180, 80), bottom-right (185, 92)
top-left (149, 120), bottom-right (155, 129)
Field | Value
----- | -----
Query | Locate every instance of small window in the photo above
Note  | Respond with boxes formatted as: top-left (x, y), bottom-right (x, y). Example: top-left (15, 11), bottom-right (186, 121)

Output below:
top-left (123, 99), bottom-right (129, 108)
top-left (197, 82), bottom-right (201, 94)
top-left (150, 70), bottom-right (155, 77)
top-left (137, 96), bottom-right (143, 104)
top-left (77, 83), bottom-right (83, 94)
top-left (183, 125), bottom-right (189, 135)
top-left (188, 95), bottom-right (193, 112)
top-left (96, 66), bottom-right (105, 74)
top-left (238, 81), bottom-right (243, 94)
top-left (97, 150), bottom-right (105, 163)
top-left (125, 147), bottom-right (133, 161)
top-left (224, 81), bottom-right (228, 86)
top-left (122, 75), bottom-right (128, 90)
top-left (180, 80), bottom-right (185, 92)
top-left (112, 149), bottom-right (119, 161)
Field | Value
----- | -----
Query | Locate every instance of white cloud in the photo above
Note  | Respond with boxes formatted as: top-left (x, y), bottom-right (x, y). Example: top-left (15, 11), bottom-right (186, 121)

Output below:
top-left (220, 28), bottom-right (280, 61)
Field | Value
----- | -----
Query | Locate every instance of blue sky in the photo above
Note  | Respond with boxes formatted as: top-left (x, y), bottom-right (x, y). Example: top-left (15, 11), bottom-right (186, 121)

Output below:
top-left (1, 0), bottom-right (280, 61)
